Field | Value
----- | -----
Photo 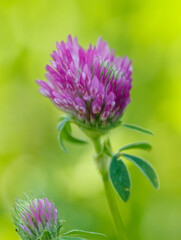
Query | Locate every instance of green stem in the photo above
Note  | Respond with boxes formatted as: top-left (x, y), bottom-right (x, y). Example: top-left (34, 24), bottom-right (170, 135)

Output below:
top-left (103, 175), bottom-right (127, 239)
top-left (92, 138), bottom-right (128, 240)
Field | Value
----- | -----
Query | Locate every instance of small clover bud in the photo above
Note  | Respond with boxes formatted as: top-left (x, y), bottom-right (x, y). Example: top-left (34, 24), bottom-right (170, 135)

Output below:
top-left (11, 197), bottom-right (62, 240)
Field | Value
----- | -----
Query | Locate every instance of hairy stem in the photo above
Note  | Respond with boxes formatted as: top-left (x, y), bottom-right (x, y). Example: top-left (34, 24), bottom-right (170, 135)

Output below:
top-left (92, 138), bottom-right (128, 240)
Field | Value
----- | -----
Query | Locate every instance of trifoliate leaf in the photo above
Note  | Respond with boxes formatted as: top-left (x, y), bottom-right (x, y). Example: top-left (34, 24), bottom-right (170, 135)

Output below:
top-left (122, 153), bottom-right (159, 189)
top-left (119, 142), bottom-right (152, 152)
top-left (62, 229), bottom-right (107, 240)
top-left (109, 155), bottom-right (131, 202)
top-left (122, 123), bottom-right (154, 135)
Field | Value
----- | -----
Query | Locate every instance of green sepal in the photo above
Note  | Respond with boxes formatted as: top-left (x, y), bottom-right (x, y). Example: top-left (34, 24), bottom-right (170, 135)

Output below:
top-left (119, 141), bottom-right (152, 152)
top-left (122, 123), bottom-right (154, 135)
top-left (62, 122), bottom-right (87, 145)
top-left (122, 153), bottom-right (159, 189)
top-left (62, 229), bottom-right (107, 240)
top-left (57, 222), bottom-right (63, 236)
top-left (74, 119), bottom-right (122, 139)
top-left (57, 116), bottom-right (87, 153)
top-left (57, 116), bottom-right (71, 153)
top-left (109, 155), bottom-right (131, 202)
top-left (37, 229), bottom-right (52, 240)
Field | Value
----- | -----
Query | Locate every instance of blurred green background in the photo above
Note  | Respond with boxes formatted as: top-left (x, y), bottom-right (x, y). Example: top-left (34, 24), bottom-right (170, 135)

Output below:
top-left (0, 0), bottom-right (181, 239)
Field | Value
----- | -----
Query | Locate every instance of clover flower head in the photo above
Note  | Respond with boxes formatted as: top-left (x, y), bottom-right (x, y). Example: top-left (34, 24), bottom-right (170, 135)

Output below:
top-left (12, 197), bottom-right (62, 240)
top-left (37, 35), bottom-right (133, 130)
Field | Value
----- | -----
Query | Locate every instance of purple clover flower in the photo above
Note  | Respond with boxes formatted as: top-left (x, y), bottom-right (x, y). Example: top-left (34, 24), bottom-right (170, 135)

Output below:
top-left (12, 197), bottom-right (62, 240)
top-left (37, 35), bottom-right (132, 129)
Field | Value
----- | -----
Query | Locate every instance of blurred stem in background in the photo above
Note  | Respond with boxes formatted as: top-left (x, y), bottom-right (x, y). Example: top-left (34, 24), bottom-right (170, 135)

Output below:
top-left (92, 137), bottom-right (128, 240)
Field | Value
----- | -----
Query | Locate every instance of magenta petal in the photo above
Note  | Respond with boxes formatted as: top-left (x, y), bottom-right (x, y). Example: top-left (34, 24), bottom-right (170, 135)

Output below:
top-left (89, 76), bottom-right (99, 99)
top-left (20, 225), bottom-right (32, 235)
top-left (91, 98), bottom-right (102, 114)
top-left (83, 94), bottom-right (91, 102)
top-left (52, 203), bottom-right (57, 224)
top-left (105, 92), bottom-right (116, 111)
top-left (97, 83), bottom-right (105, 101)
top-left (75, 97), bottom-right (87, 115)
top-left (100, 107), bottom-right (110, 121)
top-left (24, 212), bottom-right (35, 228)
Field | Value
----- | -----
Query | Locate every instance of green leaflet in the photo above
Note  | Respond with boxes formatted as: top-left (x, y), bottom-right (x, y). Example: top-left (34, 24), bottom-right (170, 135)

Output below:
top-left (57, 117), bottom-right (87, 153)
top-left (62, 229), bottom-right (107, 240)
top-left (119, 141), bottom-right (152, 152)
top-left (122, 153), bottom-right (159, 189)
top-left (122, 123), bottom-right (154, 135)
top-left (109, 155), bottom-right (131, 202)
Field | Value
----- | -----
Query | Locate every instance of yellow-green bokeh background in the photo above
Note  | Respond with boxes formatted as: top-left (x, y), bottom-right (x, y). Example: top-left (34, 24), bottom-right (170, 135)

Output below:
top-left (0, 0), bottom-right (181, 239)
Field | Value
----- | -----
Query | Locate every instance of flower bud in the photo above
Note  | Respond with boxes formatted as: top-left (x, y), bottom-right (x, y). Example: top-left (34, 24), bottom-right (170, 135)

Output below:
top-left (12, 197), bottom-right (62, 240)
